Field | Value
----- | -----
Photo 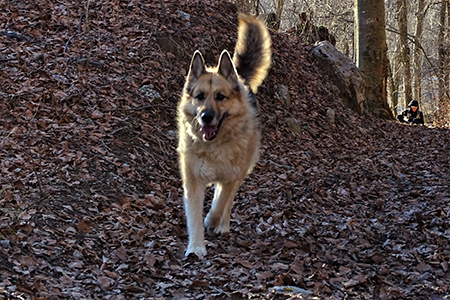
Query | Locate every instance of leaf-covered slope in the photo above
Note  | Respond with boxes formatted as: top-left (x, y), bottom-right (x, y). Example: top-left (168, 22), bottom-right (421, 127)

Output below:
top-left (1, 1), bottom-right (449, 299)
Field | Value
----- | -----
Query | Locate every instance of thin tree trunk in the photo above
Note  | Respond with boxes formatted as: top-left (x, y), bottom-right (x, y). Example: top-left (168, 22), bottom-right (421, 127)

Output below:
top-left (276, 0), bottom-right (285, 22)
top-left (438, 0), bottom-right (449, 124)
top-left (236, 0), bottom-right (259, 15)
top-left (355, 0), bottom-right (393, 119)
top-left (265, 0), bottom-right (284, 30)
top-left (397, 0), bottom-right (412, 108)
top-left (445, 2), bottom-right (450, 102)
top-left (412, 0), bottom-right (425, 106)
top-left (386, 57), bottom-right (396, 114)
top-left (388, 40), bottom-right (402, 115)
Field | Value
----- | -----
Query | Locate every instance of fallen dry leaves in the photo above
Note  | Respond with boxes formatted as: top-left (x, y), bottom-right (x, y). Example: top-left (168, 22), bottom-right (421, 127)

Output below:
top-left (1, 0), bottom-right (449, 299)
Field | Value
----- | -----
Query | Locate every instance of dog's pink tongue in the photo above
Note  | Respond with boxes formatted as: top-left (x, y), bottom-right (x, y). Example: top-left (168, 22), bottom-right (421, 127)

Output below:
top-left (201, 125), bottom-right (217, 140)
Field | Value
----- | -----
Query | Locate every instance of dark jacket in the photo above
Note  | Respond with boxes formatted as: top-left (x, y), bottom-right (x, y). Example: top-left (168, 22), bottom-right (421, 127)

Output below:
top-left (397, 100), bottom-right (424, 125)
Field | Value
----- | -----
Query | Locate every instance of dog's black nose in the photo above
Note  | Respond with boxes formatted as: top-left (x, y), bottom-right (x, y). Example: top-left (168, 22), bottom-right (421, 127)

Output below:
top-left (200, 110), bottom-right (214, 124)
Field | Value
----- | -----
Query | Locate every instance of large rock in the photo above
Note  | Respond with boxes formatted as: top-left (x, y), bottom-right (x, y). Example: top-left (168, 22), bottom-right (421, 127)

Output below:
top-left (312, 41), bottom-right (366, 114)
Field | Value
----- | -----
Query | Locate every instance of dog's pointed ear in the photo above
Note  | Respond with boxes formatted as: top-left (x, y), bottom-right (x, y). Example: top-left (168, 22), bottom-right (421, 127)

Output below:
top-left (218, 50), bottom-right (239, 90)
top-left (187, 51), bottom-right (206, 84)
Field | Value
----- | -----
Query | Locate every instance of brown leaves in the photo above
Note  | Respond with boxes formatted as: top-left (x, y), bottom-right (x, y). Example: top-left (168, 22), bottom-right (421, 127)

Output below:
top-left (1, 0), bottom-right (450, 299)
top-left (77, 220), bottom-right (91, 233)
top-left (97, 276), bottom-right (115, 290)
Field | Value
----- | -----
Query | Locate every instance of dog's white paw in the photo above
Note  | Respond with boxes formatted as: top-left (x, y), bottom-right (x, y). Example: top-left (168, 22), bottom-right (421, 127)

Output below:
top-left (213, 223), bottom-right (230, 235)
top-left (185, 243), bottom-right (207, 259)
top-left (205, 213), bottom-right (230, 235)
top-left (204, 214), bottom-right (220, 230)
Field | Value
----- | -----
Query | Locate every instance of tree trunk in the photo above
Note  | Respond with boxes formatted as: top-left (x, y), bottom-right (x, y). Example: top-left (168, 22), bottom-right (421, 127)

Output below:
top-left (265, 0), bottom-right (284, 31)
top-left (386, 56), bottom-right (396, 114)
top-left (355, 0), bottom-right (393, 119)
top-left (412, 0), bottom-right (425, 106)
top-left (388, 41), bottom-right (401, 115)
top-left (447, 1), bottom-right (450, 99)
top-left (438, 0), bottom-right (450, 124)
top-left (235, 0), bottom-right (259, 15)
top-left (397, 0), bottom-right (412, 108)
top-left (275, 0), bottom-right (285, 22)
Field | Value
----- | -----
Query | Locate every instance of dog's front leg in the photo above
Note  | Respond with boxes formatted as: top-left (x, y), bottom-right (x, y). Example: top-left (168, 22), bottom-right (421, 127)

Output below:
top-left (205, 180), bottom-right (240, 234)
top-left (183, 179), bottom-right (207, 258)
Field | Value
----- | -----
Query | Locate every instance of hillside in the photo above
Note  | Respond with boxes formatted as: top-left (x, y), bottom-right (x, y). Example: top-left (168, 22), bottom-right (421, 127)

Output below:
top-left (1, 0), bottom-right (450, 299)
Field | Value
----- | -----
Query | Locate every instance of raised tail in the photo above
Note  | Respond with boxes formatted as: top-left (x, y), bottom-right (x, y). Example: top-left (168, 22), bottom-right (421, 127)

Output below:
top-left (233, 14), bottom-right (272, 93)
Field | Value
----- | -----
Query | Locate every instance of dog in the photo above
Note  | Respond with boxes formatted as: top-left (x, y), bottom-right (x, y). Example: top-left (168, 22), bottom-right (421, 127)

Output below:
top-left (177, 14), bottom-right (271, 258)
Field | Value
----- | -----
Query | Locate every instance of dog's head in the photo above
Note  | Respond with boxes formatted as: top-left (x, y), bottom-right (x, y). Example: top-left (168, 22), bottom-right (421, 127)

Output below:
top-left (181, 50), bottom-right (246, 142)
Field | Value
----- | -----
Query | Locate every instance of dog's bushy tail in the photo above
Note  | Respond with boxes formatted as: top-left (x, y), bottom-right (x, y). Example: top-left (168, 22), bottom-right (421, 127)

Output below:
top-left (233, 14), bottom-right (272, 93)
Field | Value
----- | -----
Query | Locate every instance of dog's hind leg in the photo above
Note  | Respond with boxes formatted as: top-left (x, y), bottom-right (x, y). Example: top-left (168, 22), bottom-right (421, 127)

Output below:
top-left (203, 183), bottom-right (222, 230)
top-left (183, 179), bottom-right (207, 258)
top-left (204, 180), bottom-right (241, 234)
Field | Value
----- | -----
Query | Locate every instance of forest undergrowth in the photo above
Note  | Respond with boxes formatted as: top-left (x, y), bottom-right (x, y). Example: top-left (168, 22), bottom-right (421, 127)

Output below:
top-left (1, 1), bottom-right (449, 299)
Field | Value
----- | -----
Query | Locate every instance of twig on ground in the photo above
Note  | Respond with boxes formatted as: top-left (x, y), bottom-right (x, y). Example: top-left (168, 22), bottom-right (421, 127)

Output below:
top-left (64, 36), bottom-right (74, 53)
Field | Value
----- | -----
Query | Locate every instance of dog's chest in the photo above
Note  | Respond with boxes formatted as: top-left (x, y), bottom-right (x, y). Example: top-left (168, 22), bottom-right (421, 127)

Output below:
top-left (192, 143), bottom-right (254, 182)
top-left (195, 157), bottom-right (241, 182)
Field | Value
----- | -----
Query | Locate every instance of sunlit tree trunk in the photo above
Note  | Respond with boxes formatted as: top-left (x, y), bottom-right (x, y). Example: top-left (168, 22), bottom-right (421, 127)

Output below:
top-left (412, 0), bottom-right (425, 106)
top-left (276, 0), bottom-right (285, 22)
top-left (355, 0), bottom-right (393, 119)
top-left (397, 0), bottom-right (412, 108)
top-left (236, 0), bottom-right (259, 15)
top-left (388, 40), bottom-right (401, 115)
top-left (265, 0), bottom-right (284, 30)
top-left (447, 1), bottom-right (450, 99)
top-left (438, 0), bottom-right (450, 124)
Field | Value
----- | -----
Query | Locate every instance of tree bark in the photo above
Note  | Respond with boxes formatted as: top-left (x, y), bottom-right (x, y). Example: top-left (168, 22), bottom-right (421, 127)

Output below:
top-left (438, 0), bottom-right (450, 124)
top-left (447, 1), bottom-right (450, 99)
top-left (388, 40), bottom-right (401, 116)
top-left (235, 0), bottom-right (259, 15)
top-left (397, 0), bottom-right (412, 108)
top-left (265, 0), bottom-right (284, 30)
top-left (275, 0), bottom-right (285, 22)
top-left (412, 0), bottom-right (425, 106)
top-left (355, 0), bottom-right (393, 119)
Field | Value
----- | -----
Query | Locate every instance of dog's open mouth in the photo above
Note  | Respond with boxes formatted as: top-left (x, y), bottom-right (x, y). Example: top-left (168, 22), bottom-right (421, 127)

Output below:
top-left (200, 114), bottom-right (227, 141)
top-left (201, 124), bottom-right (218, 141)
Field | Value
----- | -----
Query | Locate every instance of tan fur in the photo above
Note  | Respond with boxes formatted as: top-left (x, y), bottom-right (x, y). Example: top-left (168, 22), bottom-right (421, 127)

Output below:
top-left (177, 15), bottom-right (271, 258)
top-left (233, 14), bottom-right (272, 92)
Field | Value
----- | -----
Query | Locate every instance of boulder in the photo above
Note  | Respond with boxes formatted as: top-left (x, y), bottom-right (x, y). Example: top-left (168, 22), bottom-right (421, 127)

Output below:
top-left (312, 41), bottom-right (366, 114)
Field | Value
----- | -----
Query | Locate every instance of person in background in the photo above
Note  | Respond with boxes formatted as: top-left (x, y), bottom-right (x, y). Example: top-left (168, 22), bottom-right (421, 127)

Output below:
top-left (397, 100), bottom-right (424, 125)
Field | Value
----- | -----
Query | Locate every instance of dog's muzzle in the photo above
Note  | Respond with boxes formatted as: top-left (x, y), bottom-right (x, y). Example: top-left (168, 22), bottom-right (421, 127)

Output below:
top-left (199, 112), bottom-right (227, 141)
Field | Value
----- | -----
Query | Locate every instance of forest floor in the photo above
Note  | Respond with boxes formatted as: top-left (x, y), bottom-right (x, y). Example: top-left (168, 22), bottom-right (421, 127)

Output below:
top-left (1, 1), bottom-right (450, 299)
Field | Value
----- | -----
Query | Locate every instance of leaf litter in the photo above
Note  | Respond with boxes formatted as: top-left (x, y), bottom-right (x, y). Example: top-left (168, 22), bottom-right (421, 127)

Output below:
top-left (1, 0), bottom-right (449, 299)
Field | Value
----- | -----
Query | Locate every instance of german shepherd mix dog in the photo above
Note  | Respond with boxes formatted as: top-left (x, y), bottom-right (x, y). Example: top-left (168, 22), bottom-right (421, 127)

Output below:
top-left (177, 14), bottom-right (271, 258)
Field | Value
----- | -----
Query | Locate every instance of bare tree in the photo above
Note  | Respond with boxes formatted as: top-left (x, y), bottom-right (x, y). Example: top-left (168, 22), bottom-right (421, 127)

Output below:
top-left (275, 0), bottom-right (285, 22)
top-left (355, 0), bottom-right (393, 118)
top-left (387, 39), bottom-right (402, 115)
top-left (438, 0), bottom-right (450, 123)
top-left (412, 0), bottom-right (426, 105)
top-left (259, 0), bottom-right (444, 123)
top-left (236, 0), bottom-right (259, 15)
top-left (264, 0), bottom-right (285, 30)
top-left (396, 0), bottom-right (412, 108)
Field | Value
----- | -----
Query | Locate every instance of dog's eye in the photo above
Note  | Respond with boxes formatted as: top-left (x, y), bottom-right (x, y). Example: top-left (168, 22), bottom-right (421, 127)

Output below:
top-left (215, 92), bottom-right (226, 101)
top-left (195, 92), bottom-right (205, 101)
